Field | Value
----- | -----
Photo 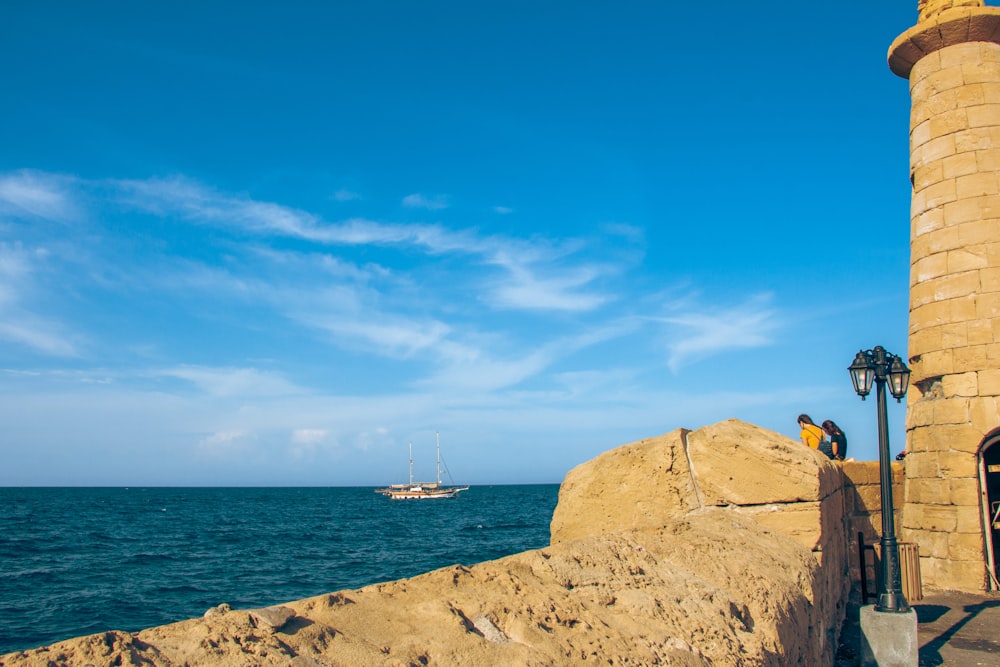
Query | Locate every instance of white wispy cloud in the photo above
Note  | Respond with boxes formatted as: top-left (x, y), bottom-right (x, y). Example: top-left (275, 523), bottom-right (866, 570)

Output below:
top-left (402, 193), bottom-right (448, 210)
top-left (159, 365), bottom-right (305, 398)
top-left (0, 242), bottom-right (79, 356)
top-left (658, 295), bottom-right (780, 372)
top-left (494, 206), bottom-right (513, 214)
top-left (304, 313), bottom-right (452, 358)
top-left (0, 319), bottom-right (79, 357)
top-left (0, 170), bottom-right (78, 221)
top-left (486, 251), bottom-right (609, 312)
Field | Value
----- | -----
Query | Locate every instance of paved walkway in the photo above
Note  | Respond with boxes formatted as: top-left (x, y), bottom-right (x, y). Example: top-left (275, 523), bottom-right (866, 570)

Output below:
top-left (837, 590), bottom-right (1000, 666)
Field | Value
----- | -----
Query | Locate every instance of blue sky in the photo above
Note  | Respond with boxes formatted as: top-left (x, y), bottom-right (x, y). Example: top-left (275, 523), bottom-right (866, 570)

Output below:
top-left (1, 1), bottom-right (921, 486)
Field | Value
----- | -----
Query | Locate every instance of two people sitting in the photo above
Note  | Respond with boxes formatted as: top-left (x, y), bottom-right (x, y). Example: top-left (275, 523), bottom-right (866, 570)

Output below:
top-left (797, 414), bottom-right (847, 461)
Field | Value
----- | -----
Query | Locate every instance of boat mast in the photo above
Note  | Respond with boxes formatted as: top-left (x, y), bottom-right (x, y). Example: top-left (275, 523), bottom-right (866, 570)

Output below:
top-left (436, 431), bottom-right (442, 485)
top-left (408, 441), bottom-right (413, 486)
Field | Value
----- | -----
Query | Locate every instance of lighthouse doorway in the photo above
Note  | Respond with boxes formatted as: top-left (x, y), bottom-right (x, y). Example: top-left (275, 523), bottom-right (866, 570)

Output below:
top-left (981, 432), bottom-right (1000, 590)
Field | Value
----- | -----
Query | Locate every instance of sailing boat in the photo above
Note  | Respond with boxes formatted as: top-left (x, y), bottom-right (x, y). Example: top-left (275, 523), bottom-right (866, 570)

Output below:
top-left (376, 432), bottom-right (469, 500)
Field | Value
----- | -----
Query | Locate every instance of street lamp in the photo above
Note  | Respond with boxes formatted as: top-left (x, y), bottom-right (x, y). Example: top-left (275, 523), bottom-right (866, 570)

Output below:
top-left (848, 345), bottom-right (911, 613)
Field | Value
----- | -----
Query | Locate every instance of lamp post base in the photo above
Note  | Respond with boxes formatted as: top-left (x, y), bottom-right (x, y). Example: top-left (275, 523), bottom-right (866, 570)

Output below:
top-left (859, 604), bottom-right (918, 666)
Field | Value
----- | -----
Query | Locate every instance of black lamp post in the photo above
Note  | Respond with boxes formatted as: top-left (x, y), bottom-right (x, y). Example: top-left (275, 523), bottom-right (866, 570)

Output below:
top-left (848, 345), bottom-right (912, 613)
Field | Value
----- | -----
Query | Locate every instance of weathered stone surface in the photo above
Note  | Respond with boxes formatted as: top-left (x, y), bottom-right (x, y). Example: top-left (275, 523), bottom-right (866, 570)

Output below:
top-left (1, 510), bottom-right (837, 667)
top-left (549, 428), bottom-right (699, 544)
top-left (1, 419), bottom-right (850, 666)
top-left (250, 605), bottom-right (296, 630)
top-left (898, 3), bottom-right (1000, 593)
top-left (688, 419), bottom-right (836, 506)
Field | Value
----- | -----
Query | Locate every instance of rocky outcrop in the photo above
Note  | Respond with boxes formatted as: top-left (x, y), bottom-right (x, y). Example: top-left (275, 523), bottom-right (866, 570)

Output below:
top-left (1, 419), bottom-right (850, 666)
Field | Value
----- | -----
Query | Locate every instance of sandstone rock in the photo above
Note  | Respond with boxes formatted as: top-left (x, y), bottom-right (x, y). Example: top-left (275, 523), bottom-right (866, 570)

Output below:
top-left (1, 419), bottom-right (849, 666)
top-left (203, 602), bottom-right (232, 618)
top-left (549, 427), bottom-right (700, 544)
top-left (551, 418), bottom-right (841, 547)
top-left (250, 605), bottom-right (296, 630)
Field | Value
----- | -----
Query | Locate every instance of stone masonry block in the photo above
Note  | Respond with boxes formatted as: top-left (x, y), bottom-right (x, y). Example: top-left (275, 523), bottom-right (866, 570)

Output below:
top-left (913, 229), bottom-right (960, 260)
top-left (958, 218), bottom-right (1000, 245)
top-left (911, 348), bottom-right (955, 379)
top-left (910, 280), bottom-right (938, 309)
top-left (956, 171), bottom-right (1000, 198)
top-left (913, 133), bottom-right (957, 167)
top-left (916, 504), bottom-right (960, 532)
top-left (957, 82), bottom-right (988, 108)
top-left (930, 108), bottom-right (971, 137)
top-left (955, 127), bottom-right (995, 152)
top-left (941, 321), bottom-right (970, 348)
top-left (970, 396), bottom-right (1000, 433)
top-left (855, 485), bottom-right (884, 512)
top-left (982, 267), bottom-right (1000, 292)
top-left (934, 397), bottom-right (972, 424)
top-left (740, 501), bottom-right (824, 552)
top-left (977, 292), bottom-right (1000, 319)
top-left (942, 151), bottom-right (980, 179)
top-left (912, 300), bottom-right (954, 329)
top-left (938, 449), bottom-right (979, 476)
top-left (924, 63), bottom-right (968, 96)
top-left (938, 40), bottom-right (980, 69)
top-left (934, 559), bottom-right (989, 591)
top-left (951, 294), bottom-right (978, 321)
top-left (934, 270), bottom-right (981, 301)
top-left (912, 529), bottom-right (950, 559)
top-left (968, 319), bottom-right (995, 345)
top-left (914, 162), bottom-right (945, 191)
top-left (950, 477), bottom-right (982, 506)
top-left (923, 178), bottom-right (959, 210)
top-left (978, 369), bottom-right (1000, 394)
top-left (957, 505), bottom-right (988, 533)
top-left (942, 194), bottom-right (1000, 225)
top-left (948, 246), bottom-right (990, 272)
top-left (914, 206), bottom-right (945, 235)
top-left (843, 461), bottom-right (880, 486)
top-left (966, 103), bottom-right (1000, 128)
top-left (908, 450), bottom-right (943, 479)
top-left (911, 117), bottom-right (932, 148)
top-left (907, 400), bottom-right (936, 428)
top-left (941, 371), bottom-right (978, 396)
top-left (914, 253), bottom-right (950, 282)
top-left (949, 532), bottom-right (986, 561)
top-left (984, 81), bottom-right (1000, 103)
top-left (954, 344), bottom-right (989, 372)
top-left (977, 147), bottom-right (1000, 170)
top-left (982, 41), bottom-right (1000, 62)
top-left (911, 48), bottom-right (941, 84)
top-left (686, 420), bottom-right (828, 506)
top-left (919, 86), bottom-right (967, 120)
top-left (963, 59), bottom-right (1000, 85)
top-left (911, 325), bottom-right (945, 353)
top-left (907, 477), bottom-right (952, 505)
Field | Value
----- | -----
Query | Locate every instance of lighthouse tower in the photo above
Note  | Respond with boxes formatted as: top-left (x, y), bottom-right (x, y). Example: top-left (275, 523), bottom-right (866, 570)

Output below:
top-left (889, 0), bottom-right (1000, 591)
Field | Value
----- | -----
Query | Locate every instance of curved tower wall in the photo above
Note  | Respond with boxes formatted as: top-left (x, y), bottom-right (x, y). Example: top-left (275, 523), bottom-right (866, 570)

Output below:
top-left (890, 2), bottom-right (1000, 591)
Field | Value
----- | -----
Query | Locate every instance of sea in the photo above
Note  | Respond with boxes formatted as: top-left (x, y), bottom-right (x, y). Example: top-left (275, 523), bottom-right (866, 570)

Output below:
top-left (0, 485), bottom-right (560, 655)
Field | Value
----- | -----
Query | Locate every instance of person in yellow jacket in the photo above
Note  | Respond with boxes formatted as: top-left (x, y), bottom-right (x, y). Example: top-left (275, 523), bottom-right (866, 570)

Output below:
top-left (798, 414), bottom-right (826, 449)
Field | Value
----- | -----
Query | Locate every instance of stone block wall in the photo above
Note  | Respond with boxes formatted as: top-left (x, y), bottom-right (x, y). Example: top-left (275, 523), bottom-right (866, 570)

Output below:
top-left (550, 419), bottom-right (851, 662)
top-left (842, 461), bottom-right (906, 593)
top-left (889, 4), bottom-right (1000, 592)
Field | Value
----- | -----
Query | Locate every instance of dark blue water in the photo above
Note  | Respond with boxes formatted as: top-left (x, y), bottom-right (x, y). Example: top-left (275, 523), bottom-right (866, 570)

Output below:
top-left (0, 485), bottom-right (559, 655)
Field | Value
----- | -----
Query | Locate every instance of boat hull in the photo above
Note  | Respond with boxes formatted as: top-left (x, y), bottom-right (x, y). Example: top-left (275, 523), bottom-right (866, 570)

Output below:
top-left (377, 485), bottom-right (469, 500)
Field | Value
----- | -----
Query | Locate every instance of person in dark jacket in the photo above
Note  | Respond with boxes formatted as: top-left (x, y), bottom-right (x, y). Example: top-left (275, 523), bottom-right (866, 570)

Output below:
top-left (821, 420), bottom-right (848, 461)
